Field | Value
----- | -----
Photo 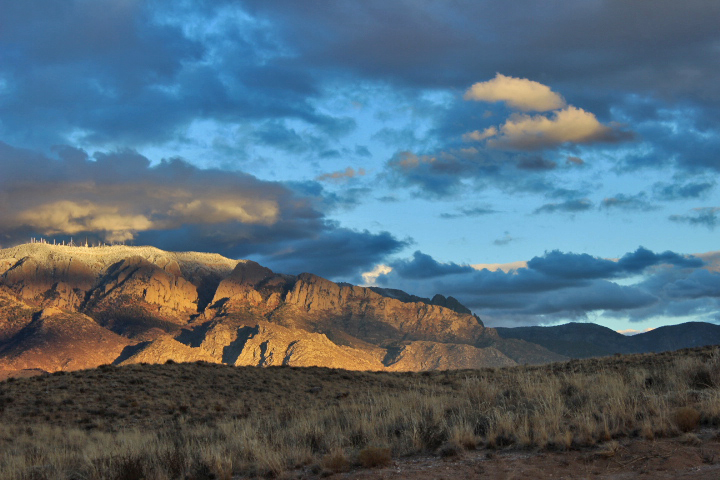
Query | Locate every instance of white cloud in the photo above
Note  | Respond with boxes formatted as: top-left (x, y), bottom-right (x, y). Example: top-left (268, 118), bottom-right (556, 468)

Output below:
top-left (464, 73), bottom-right (566, 112)
top-left (361, 264), bottom-right (392, 285)
top-left (482, 106), bottom-right (613, 150)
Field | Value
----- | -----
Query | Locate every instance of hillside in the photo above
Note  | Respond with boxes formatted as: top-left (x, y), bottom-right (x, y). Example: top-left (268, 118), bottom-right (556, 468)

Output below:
top-left (496, 321), bottom-right (720, 358)
top-left (0, 243), bottom-right (563, 377)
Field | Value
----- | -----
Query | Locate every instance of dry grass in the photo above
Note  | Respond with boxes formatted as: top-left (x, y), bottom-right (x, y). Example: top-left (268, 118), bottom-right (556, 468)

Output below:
top-left (0, 346), bottom-right (719, 479)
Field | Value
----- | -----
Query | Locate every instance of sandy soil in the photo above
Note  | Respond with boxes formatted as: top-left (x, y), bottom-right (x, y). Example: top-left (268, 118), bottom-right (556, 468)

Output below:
top-left (303, 429), bottom-right (720, 480)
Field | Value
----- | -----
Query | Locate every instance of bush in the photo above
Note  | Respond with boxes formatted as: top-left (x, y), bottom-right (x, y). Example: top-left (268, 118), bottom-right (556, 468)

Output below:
top-left (357, 447), bottom-right (391, 468)
top-left (321, 450), bottom-right (350, 473)
top-left (673, 406), bottom-right (701, 432)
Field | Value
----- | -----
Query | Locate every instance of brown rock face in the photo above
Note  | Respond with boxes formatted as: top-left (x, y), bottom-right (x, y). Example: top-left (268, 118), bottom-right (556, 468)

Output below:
top-left (276, 273), bottom-right (487, 346)
top-left (0, 243), bottom-right (566, 376)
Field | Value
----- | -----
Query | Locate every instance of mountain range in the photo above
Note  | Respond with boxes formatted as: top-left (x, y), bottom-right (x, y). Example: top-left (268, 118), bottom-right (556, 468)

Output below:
top-left (0, 243), bottom-right (717, 378)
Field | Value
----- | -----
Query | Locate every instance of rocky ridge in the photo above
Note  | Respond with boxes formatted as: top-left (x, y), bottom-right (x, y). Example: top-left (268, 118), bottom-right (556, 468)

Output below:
top-left (4, 243), bottom-right (713, 378)
top-left (0, 243), bottom-right (563, 377)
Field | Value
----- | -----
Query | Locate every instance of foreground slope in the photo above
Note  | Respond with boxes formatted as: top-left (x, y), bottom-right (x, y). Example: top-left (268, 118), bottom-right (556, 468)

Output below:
top-left (1, 346), bottom-right (719, 479)
top-left (0, 243), bottom-right (556, 375)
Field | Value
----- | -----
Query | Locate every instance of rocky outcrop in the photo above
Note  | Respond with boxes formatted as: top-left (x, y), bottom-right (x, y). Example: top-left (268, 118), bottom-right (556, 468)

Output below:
top-left (275, 273), bottom-right (487, 346)
top-left (86, 256), bottom-right (199, 317)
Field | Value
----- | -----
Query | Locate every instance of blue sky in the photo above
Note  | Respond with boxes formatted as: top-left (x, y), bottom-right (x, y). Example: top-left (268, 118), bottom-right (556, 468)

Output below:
top-left (1, 1), bottom-right (720, 330)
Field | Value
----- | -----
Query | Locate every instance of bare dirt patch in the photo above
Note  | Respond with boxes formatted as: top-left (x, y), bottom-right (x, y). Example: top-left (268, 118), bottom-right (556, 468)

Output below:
top-left (317, 432), bottom-right (720, 480)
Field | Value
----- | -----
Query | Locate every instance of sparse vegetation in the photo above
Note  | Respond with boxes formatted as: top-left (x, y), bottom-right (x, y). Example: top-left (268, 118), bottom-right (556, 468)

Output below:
top-left (0, 346), bottom-right (719, 479)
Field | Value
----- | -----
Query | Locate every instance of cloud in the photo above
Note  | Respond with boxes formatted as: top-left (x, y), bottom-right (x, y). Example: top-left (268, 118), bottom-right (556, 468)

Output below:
top-left (249, 229), bottom-right (410, 278)
top-left (388, 251), bottom-right (474, 279)
top-left (0, 143), bottom-right (293, 243)
top-left (493, 232), bottom-right (515, 246)
top-left (369, 247), bottom-right (710, 326)
top-left (534, 198), bottom-right (593, 214)
top-left (601, 193), bottom-right (658, 211)
top-left (480, 106), bottom-right (624, 151)
top-left (526, 247), bottom-right (703, 280)
top-left (516, 156), bottom-right (557, 170)
top-left (653, 180), bottom-right (715, 200)
top-left (316, 166), bottom-right (366, 182)
top-left (462, 127), bottom-right (498, 142)
top-left (669, 207), bottom-right (720, 230)
top-left (464, 74), bottom-right (566, 112)
top-left (440, 206), bottom-right (498, 219)
top-left (0, 142), bottom-right (406, 280)
top-left (361, 264), bottom-right (392, 285)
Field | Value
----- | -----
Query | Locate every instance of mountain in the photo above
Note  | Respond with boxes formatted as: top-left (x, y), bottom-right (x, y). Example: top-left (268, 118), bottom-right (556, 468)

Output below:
top-left (496, 321), bottom-right (720, 358)
top-left (0, 243), bottom-right (564, 377)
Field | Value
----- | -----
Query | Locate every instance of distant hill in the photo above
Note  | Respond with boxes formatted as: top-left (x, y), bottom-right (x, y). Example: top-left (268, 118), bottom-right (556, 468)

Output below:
top-left (496, 321), bottom-right (720, 358)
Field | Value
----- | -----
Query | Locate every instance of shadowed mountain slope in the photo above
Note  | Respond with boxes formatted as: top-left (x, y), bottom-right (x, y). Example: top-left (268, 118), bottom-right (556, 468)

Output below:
top-left (496, 321), bottom-right (720, 358)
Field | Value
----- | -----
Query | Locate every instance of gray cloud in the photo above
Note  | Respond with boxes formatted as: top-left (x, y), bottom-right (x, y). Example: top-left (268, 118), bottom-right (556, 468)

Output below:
top-left (493, 232), bottom-right (515, 246)
top-left (653, 180), bottom-right (715, 200)
top-left (440, 206), bottom-right (498, 219)
top-left (534, 198), bottom-right (593, 214)
top-left (669, 207), bottom-right (720, 230)
top-left (371, 247), bottom-right (709, 326)
top-left (388, 251), bottom-right (474, 279)
top-left (601, 193), bottom-right (658, 211)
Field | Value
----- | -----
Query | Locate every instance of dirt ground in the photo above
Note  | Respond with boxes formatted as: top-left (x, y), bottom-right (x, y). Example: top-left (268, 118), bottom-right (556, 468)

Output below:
top-left (303, 428), bottom-right (720, 480)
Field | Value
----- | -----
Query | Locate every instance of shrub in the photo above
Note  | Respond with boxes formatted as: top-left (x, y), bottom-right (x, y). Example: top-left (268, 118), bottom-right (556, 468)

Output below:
top-left (357, 447), bottom-right (391, 468)
top-left (321, 450), bottom-right (350, 473)
top-left (673, 406), bottom-right (701, 432)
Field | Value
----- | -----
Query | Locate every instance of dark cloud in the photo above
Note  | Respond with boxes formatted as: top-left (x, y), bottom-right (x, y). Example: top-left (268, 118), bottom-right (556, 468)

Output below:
top-left (517, 157), bottom-right (557, 171)
top-left (533, 198), bottom-right (593, 214)
top-left (242, 0), bottom-right (720, 107)
top-left (601, 193), bottom-right (658, 211)
top-left (0, 142), bottom-right (404, 279)
top-left (249, 229), bottom-right (409, 278)
top-left (0, 1), bottom-right (353, 149)
top-left (527, 247), bottom-right (703, 280)
top-left (388, 251), bottom-right (473, 279)
top-left (370, 247), bottom-right (708, 326)
top-left (669, 207), bottom-right (720, 229)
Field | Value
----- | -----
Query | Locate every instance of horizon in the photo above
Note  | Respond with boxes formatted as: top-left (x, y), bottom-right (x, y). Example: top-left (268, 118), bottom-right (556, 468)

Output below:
top-left (1, 1), bottom-right (719, 332)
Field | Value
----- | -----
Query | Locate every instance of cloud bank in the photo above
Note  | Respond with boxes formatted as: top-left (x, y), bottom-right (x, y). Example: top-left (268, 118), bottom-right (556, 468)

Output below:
top-left (0, 142), bottom-right (404, 279)
top-left (366, 247), bottom-right (714, 327)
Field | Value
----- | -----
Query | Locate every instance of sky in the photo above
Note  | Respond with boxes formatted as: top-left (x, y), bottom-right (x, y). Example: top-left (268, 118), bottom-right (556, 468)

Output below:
top-left (1, 1), bottom-right (720, 331)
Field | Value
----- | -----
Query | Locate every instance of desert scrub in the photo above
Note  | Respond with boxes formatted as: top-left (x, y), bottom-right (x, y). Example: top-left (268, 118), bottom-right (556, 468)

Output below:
top-left (0, 346), bottom-right (719, 479)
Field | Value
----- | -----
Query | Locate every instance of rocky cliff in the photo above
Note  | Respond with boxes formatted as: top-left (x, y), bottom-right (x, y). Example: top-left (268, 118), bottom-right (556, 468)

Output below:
top-left (0, 243), bottom-right (563, 377)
